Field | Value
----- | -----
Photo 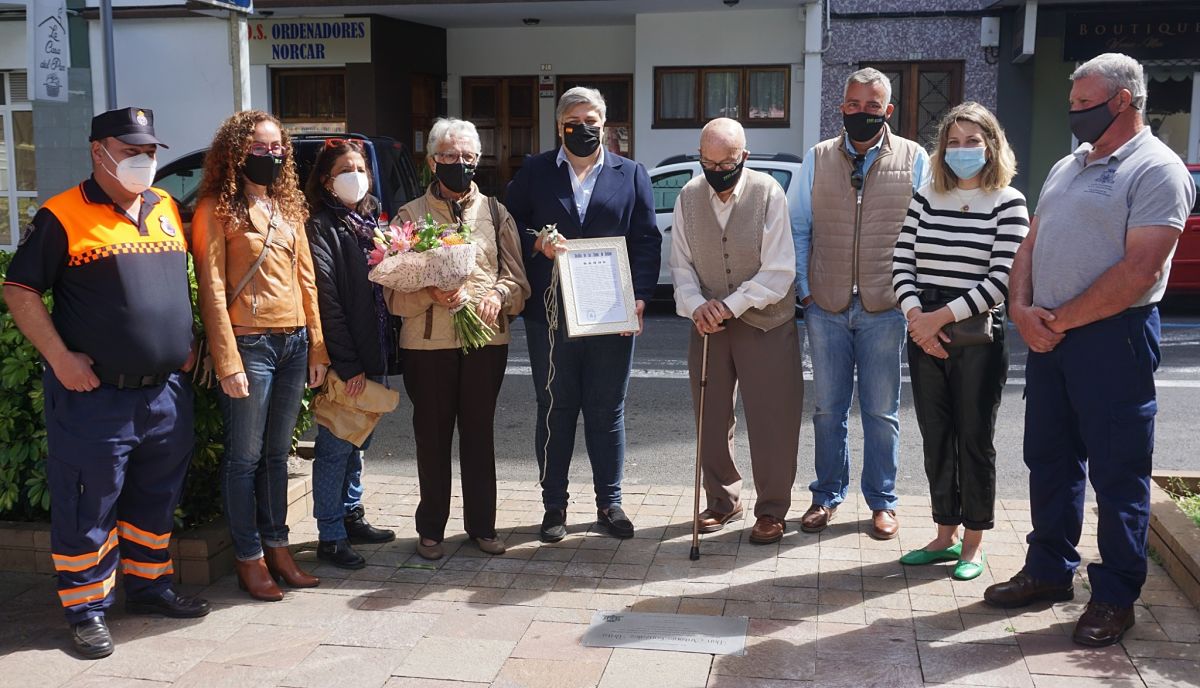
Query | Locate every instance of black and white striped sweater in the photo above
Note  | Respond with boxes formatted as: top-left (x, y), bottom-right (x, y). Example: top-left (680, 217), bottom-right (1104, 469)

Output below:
top-left (892, 185), bottom-right (1031, 321)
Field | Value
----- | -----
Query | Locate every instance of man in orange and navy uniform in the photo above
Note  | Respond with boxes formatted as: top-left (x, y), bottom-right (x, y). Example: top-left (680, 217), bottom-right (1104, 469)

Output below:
top-left (2, 107), bottom-right (209, 659)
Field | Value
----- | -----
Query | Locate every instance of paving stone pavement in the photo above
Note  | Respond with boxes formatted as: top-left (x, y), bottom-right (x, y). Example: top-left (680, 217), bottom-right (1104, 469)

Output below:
top-left (2, 473), bottom-right (1198, 688)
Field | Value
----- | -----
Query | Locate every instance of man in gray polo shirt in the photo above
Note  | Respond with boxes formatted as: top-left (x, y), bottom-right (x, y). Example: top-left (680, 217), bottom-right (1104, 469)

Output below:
top-left (984, 53), bottom-right (1195, 647)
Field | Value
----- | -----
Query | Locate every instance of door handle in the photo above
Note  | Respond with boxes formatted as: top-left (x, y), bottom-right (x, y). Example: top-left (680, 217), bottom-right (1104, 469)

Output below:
top-left (663, 225), bottom-right (672, 233)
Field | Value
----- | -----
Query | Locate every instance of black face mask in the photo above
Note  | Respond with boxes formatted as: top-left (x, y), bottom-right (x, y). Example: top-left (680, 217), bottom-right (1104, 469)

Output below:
top-left (704, 160), bottom-right (745, 194)
top-left (1069, 94), bottom-right (1120, 144)
top-left (843, 111), bottom-right (887, 143)
top-left (436, 161), bottom-right (476, 194)
top-left (563, 122), bottom-right (602, 157)
top-left (243, 153), bottom-right (283, 187)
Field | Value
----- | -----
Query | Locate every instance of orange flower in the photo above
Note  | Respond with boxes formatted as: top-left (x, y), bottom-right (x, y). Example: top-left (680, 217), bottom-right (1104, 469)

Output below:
top-left (441, 234), bottom-right (466, 246)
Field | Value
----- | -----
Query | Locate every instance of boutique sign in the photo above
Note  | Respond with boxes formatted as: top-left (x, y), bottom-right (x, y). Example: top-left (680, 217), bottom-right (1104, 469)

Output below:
top-left (248, 18), bottom-right (372, 65)
top-left (1064, 11), bottom-right (1200, 61)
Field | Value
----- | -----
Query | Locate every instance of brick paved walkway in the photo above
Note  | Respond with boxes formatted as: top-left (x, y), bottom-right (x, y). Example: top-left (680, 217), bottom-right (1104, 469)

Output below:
top-left (2, 471), bottom-right (1197, 687)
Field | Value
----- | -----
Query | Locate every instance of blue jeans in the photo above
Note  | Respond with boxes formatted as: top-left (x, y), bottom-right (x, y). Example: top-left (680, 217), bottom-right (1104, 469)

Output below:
top-left (525, 318), bottom-right (634, 511)
top-left (219, 330), bottom-right (309, 561)
top-left (312, 420), bottom-right (373, 542)
top-left (1023, 306), bottom-right (1159, 607)
top-left (805, 298), bottom-right (905, 511)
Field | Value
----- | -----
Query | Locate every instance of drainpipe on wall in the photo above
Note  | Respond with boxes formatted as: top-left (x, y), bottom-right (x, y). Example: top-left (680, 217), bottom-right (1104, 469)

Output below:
top-left (802, 0), bottom-right (828, 154)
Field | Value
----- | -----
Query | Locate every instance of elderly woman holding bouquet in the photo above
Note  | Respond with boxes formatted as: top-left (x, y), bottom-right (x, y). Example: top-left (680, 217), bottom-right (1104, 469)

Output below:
top-left (384, 117), bottom-right (529, 560)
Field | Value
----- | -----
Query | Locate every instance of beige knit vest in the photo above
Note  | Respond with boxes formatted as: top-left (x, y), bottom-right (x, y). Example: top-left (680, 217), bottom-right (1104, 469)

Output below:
top-left (679, 169), bottom-right (796, 332)
top-left (810, 127), bottom-right (922, 313)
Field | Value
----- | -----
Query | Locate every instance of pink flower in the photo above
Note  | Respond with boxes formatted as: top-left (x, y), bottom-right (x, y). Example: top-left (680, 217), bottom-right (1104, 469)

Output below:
top-left (367, 246), bottom-right (387, 266)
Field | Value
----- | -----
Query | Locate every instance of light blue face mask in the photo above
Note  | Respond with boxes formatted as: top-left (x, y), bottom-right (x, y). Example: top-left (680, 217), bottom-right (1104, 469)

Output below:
top-left (944, 146), bottom-right (987, 180)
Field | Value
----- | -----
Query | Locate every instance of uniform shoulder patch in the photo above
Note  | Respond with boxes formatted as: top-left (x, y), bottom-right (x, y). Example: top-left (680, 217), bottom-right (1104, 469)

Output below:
top-left (18, 221), bottom-right (36, 246)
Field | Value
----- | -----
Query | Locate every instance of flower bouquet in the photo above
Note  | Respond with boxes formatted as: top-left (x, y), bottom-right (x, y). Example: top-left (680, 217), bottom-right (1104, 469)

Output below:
top-left (367, 213), bottom-right (495, 352)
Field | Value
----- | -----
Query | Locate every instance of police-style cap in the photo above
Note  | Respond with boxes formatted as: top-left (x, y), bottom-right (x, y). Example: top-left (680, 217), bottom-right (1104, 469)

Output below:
top-left (89, 107), bottom-right (169, 148)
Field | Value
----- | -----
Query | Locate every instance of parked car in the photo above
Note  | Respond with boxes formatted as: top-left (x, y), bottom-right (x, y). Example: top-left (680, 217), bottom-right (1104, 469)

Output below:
top-left (1165, 164), bottom-right (1200, 295)
top-left (154, 133), bottom-right (422, 231)
top-left (648, 153), bottom-right (804, 293)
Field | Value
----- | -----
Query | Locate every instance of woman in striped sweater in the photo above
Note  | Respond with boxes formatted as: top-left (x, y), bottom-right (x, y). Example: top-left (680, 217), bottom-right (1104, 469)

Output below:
top-left (892, 102), bottom-right (1030, 581)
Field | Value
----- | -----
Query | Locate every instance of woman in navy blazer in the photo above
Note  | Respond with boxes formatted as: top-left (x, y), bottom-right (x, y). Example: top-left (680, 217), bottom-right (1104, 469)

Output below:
top-left (504, 87), bottom-right (661, 543)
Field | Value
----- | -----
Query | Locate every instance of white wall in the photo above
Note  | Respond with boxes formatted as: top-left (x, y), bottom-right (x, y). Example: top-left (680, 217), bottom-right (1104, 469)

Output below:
top-left (89, 17), bottom-right (235, 163)
top-left (446, 25), bottom-right (635, 153)
top-left (0, 21), bottom-right (26, 70)
top-left (634, 9), bottom-right (806, 168)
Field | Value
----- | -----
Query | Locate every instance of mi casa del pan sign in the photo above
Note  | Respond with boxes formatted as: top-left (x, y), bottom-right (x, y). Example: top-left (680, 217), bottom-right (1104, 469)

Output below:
top-left (247, 18), bottom-right (372, 65)
top-left (1064, 10), bottom-right (1200, 61)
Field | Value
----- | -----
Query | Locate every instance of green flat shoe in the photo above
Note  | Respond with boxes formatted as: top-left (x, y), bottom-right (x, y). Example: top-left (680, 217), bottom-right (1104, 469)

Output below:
top-left (952, 552), bottom-right (987, 581)
top-left (899, 541), bottom-right (962, 566)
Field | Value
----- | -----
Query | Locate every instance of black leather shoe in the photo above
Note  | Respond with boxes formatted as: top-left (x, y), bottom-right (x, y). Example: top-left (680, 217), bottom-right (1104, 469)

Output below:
top-left (984, 570), bottom-right (1074, 609)
top-left (1072, 601), bottom-right (1135, 647)
top-left (71, 616), bottom-right (114, 659)
top-left (597, 506), bottom-right (635, 539)
top-left (125, 588), bottom-right (211, 618)
top-left (317, 539), bottom-right (367, 570)
top-left (344, 506), bottom-right (396, 545)
top-left (540, 509), bottom-right (567, 543)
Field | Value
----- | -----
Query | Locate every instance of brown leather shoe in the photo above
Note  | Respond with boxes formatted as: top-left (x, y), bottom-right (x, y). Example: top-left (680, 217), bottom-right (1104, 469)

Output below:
top-left (870, 510), bottom-right (899, 540)
top-left (799, 504), bottom-right (836, 533)
top-left (749, 515), bottom-right (785, 544)
top-left (235, 557), bottom-right (284, 601)
top-left (697, 505), bottom-right (744, 533)
top-left (263, 546), bottom-right (320, 588)
top-left (983, 570), bottom-right (1074, 609)
top-left (1072, 601), bottom-right (1135, 647)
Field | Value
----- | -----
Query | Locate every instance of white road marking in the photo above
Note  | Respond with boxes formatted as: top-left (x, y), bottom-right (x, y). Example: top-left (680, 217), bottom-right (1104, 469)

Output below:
top-left (504, 365), bottom-right (1200, 388)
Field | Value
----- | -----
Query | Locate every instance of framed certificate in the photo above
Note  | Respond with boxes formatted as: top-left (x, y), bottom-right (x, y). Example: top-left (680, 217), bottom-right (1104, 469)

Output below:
top-left (556, 237), bottom-right (640, 337)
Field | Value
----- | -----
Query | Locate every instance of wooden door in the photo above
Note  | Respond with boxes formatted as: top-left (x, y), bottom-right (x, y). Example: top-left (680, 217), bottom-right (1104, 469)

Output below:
top-left (462, 76), bottom-right (538, 198)
top-left (410, 73), bottom-right (439, 183)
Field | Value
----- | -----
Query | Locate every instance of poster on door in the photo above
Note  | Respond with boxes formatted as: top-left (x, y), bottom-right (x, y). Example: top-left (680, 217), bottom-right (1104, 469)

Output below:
top-left (28, 0), bottom-right (71, 102)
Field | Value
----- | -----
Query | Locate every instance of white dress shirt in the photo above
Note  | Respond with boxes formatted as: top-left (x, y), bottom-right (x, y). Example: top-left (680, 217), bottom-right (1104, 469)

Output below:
top-left (668, 172), bottom-right (796, 320)
top-left (556, 145), bottom-right (606, 223)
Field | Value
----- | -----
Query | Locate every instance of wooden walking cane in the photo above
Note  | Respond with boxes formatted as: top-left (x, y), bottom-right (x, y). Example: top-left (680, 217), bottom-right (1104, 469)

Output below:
top-left (690, 333), bottom-right (710, 561)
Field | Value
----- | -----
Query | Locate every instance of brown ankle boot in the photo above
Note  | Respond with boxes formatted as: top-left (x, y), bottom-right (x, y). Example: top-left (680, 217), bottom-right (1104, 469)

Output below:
top-left (235, 557), bottom-right (284, 601)
top-left (263, 546), bottom-right (320, 588)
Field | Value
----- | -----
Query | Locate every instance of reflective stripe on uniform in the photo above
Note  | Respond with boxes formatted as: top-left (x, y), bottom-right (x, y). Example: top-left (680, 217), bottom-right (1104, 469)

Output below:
top-left (57, 570), bottom-right (117, 607)
top-left (51, 528), bottom-right (119, 573)
top-left (120, 557), bottom-right (174, 579)
top-left (117, 520), bottom-right (171, 549)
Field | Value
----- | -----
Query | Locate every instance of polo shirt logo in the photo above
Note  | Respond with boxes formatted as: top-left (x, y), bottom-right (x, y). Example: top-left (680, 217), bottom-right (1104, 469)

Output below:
top-left (1085, 167), bottom-right (1119, 198)
top-left (159, 216), bottom-right (177, 237)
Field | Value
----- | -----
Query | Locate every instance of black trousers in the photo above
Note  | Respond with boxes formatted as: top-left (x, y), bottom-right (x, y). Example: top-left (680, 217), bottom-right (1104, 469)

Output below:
top-left (908, 321), bottom-right (1008, 531)
top-left (403, 344), bottom-right (508, 541)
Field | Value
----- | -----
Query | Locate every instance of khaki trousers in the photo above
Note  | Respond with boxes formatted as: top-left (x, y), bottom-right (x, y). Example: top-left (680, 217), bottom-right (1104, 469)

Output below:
top-left (688, 317), bottom-right (802, 519)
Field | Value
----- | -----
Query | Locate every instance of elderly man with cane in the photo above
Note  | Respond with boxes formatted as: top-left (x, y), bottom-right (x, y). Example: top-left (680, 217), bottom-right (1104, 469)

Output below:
top-left (669, 118), bottom-right (802, 548)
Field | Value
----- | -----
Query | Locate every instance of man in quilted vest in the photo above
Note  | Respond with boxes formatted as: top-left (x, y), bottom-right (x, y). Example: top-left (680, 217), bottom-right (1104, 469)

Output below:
top-left (791, 68), bottom-right (930, 540)
top-left (669, 118), bottom-right (802, 544)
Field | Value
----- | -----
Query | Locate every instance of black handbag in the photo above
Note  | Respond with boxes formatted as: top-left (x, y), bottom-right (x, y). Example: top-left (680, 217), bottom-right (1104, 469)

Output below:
top-left (918, 288), bottom-right (998, 349)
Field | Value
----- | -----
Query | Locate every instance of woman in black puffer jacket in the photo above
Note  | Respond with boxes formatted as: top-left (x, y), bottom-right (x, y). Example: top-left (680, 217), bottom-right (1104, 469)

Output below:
top-left (304, 140), bottom-right (402, 569)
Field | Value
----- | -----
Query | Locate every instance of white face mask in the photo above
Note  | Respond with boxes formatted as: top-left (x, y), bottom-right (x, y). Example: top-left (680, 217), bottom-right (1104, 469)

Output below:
top-left (101, 146), bottom-right (157, 194)
top-left (331, 171), bottom-right (370, 204)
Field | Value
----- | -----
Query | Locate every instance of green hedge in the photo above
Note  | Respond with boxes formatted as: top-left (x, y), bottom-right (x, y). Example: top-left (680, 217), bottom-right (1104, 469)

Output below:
top-left (0, 251), bottom-right (313, 529)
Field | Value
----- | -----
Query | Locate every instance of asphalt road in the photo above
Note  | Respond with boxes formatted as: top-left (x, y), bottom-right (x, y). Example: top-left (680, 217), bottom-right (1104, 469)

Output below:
top-left (354, 297), bottom-right (1200, 502)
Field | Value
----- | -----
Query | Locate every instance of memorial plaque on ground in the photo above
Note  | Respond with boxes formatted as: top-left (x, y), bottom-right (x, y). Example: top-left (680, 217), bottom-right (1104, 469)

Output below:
top-left (581, 610), bottom-right (749, 656)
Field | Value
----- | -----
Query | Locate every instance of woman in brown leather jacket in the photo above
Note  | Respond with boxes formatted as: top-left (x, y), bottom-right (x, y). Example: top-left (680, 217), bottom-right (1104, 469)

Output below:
top-left (193, 110), bottom-right (329, 600)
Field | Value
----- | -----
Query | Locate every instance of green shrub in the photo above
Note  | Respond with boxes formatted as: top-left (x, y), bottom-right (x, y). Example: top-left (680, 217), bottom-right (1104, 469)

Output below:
top-left (1, 251), bottom-right (313, 530)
